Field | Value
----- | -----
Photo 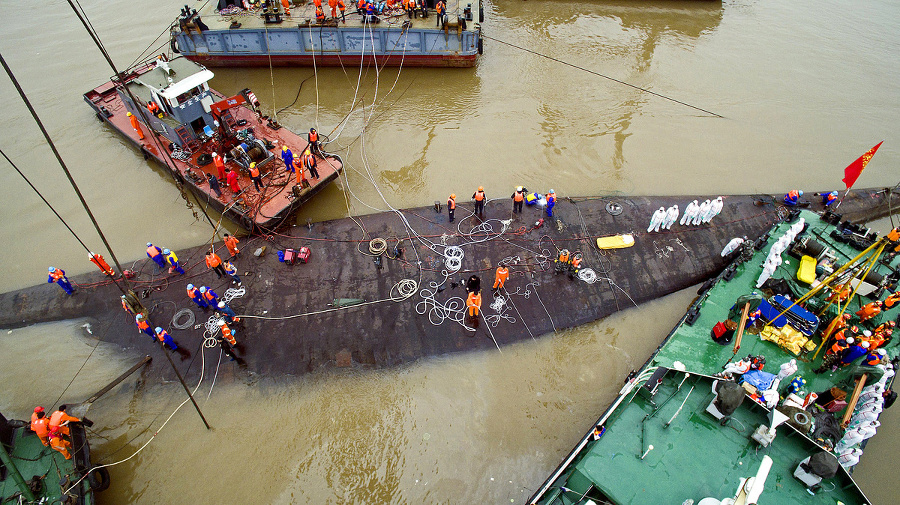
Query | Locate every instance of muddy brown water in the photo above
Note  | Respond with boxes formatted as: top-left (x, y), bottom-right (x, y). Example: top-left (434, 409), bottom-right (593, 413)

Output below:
top-left (1, 0), bottom-right (898, 502)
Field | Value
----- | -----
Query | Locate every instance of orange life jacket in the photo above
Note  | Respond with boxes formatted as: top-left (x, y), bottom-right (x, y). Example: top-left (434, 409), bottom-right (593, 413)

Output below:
top-left (309, 131), bottom-right (319, 143)
top-left (571, 256), bottom-right (582, 268)
top-left (250, 166), bottom-right (260, 178)
top-left (316, 6), bottom-right (324, 19)
top-left (436, 0), bottom-right (444, 13)
top-left (884, 293), bottom-right (900, 309)
top-left (558, 251), bottom-right (569, 263)
top-left (467, 292), bottom-right (482, 308)
top-left (31, 417), bottom-right (50, 441)
top-left (329, 0), bottom-right (337, 7)
top-left (221, 324), bottom-right (236, 345)
top-left (547, 192), bottom-right (557, 202)
top-left (495, 267), bottom-right (509, 283)
top-left (147, 245), bottom-right (160, 257)
top-left (206, 253), bottom-right (221, 268)
top-left (303, 153), bottom-right (316, 169)
top-left (187, 286), bottom-right (199, 299)
top-left (203, 290), bottom-right (216, 302)
top-left (829, 341), bottom-right (846, 355)
top-left (358, 0), bottom-right (366, 9)
top-left (338, 0), bottom-right (345, 10)
top-left (136, 318), bottom-right (150, 331)
top-left (49, 411), bottom-right (77, 429)
top-left (448, 197), bottom-right (456, 210)
top-left (474, 191), bottom-right (485, 201)
top-left (514, 191), bottom-right (524, 202)
top-left (314, 0), bottom-right (322, 6)
top-left (50, 269), bottom-right (65, 281)
top-left (224, 236), bottom-right (239, 252)
top-left (156, 329), bottom-right (170, 342)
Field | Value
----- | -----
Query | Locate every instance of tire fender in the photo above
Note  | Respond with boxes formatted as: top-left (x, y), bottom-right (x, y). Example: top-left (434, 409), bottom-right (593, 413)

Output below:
top-left (88, 466), bottom-right (111, 492)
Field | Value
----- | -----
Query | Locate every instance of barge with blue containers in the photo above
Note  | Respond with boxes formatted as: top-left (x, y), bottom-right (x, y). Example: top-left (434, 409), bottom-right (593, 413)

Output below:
top-left (170, 0), bottom-right (483, 68)
top-left (83, 55), bottom-right (342, 231)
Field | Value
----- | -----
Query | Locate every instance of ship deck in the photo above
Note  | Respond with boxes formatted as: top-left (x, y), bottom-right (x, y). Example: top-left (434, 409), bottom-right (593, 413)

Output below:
top-left (83, 64), bottom-right (342, 230)
top-left (0, 424), bottom-right (94, 503)
top-left (534, 210), bottom-right (900, 504)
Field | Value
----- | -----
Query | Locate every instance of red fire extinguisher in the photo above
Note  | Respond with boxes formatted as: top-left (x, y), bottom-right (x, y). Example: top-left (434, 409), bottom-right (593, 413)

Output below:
top-left (534, 218), bottom-right (544, 229)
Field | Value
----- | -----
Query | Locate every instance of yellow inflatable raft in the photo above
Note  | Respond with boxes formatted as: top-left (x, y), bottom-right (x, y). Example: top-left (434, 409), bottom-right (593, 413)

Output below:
top-left (596, 234), bottom-right (635, 250)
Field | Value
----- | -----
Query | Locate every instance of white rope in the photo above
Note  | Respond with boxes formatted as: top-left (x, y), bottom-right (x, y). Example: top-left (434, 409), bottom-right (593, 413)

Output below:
top-left (578, 268), bottom-right (598, 284)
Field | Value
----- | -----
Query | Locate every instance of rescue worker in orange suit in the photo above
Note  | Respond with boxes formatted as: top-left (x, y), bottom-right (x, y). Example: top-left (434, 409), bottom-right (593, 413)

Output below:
top-left (135, 313), bottom-right (155, 339)
top-left (511, 186), bottom-right (526, 214)
top-left (88, 251), bottom-right (115, 277)
top-left (884, 292), bottom-right (900, 309)
top-left (200, 286), bottom-right (219, 308)
top-left (303, 149), bottom-right (319, 179)
top-left (48, 266), bottom-right (74, 295)
top-left (49, 428), bottom-right (72, 459)
top-left (466, 290), bottom-right (482, 317)
top-left (224, 233), bottom-right (240, 259)
top-left (435, 0), bottom-right (445, 26)
top-left (187, 283), bottom-right (208, 310)
top-left (280, 0), bottom-right (291, 15)
top-left (316, 5), bottom-right (325, 22)
top-left (447, 193), bottom-right (456, 222)
top-left (49, 405), bottom-right (81, 437)
top-left (357, 0), bottom-right (366, 15)
top-left (293, 157), bottom-right (309, 187)
top-left (213, 152), bottom-right (226, 180)
top-left (127, 111), bottom-right (144, 140)
top-left (206, 249), bottom-right (227, 278)
top-left (146, 242), bottom-right (165, 268)
top-left (225, 168), bottom-right (240, 194)
top-left (337, 0), bottom-right (346, 23)
top-left (249, 162), bottom-right (263, 191)
top-left (783, 189), bottom-right (803, 206)
top-left (147, 100), bottom-right (162, 118)
top-left (815, 337), bottom-right (853, 373)
top-left (406, 0), bottom-right (416, 18)
top-left (329, 0), bottom-right (338, 18)
top-left (493, 264), bottom-right (509, 290)
top-left (555, 249), bottom-right (570, 274)
top-left (472, 186), bottom-right (486, 218)
top-left (308, 128), bottom-right (320, 155)
top-left (568, 253), bottom-right (583, 278)
top-left (856, 300), bottom-right (882, 322)
top-left (218, 320), bottom-right (238, 347)
top-left (31, 408), bottom-right (50, 446)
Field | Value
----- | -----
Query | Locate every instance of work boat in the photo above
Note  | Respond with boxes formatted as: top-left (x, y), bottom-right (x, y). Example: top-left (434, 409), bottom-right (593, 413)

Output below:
top-left (169, 0), bottom-right (483, 68)
top-left (83, 55), bottom-right (342, 231)
top-left (530, 208), bottom-right (900, 505)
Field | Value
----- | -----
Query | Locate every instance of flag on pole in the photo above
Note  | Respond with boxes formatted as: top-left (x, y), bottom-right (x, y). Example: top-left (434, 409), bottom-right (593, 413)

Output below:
top-left (842, 141), bottom-right (883, 190)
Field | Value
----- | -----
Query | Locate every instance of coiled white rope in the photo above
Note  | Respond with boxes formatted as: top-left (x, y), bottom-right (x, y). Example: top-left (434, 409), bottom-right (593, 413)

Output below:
top-left (578, 268), bottom-right (598, 284)
top-left (444, 245), bottom-right (464, 272)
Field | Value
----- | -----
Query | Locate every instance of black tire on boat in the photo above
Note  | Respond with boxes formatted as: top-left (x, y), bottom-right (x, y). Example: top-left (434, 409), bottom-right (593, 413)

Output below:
top-left (196, 153), bottom-right (213, 166)
top-left (8, 419), bottom-right (27, 429)
top-left (697, 278), bottom-right (715, 295)
top-left (88, 466), bottom-right (111, 492)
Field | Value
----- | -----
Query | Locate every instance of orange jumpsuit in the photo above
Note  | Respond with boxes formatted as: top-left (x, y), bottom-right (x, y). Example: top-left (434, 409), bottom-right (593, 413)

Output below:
top-left (49, 410), bottom-right (79, 437)
top-left (31, 417), bottom-right (50, 446)
top-left (220, 323), bottom-right (237, 346)
top-left (224, 235), bottom-right (240, 256)
top-left (884, 292), bottom-right (900, 309)
top-left (129, 114), bottom-right (145, 140)
top-left (293, 158), bottom-right (308, 186)
top-left (493, 266), bottom-right (509, 289)
top-left (89, 252), bottom-right (115, 276)
top-left (856, 301), bottom-right (882, 322)
top-left (467, 291), bottom-right (482, 317)
top-left (281, 0), bottom-right (291, 14)
top-left (49, 430), bottom-right (71, 459)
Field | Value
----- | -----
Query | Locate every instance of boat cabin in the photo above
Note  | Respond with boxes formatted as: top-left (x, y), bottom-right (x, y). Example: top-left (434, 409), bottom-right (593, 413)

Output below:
top-left (117, 56), bottom-right (218, 149)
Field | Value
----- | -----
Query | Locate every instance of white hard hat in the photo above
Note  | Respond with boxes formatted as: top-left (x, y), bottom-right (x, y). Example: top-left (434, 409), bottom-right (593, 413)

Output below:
top-left (147, 242), bottom-right (153, 247)
top-left (187, 283), bottom-right (194, 289)
top-left (163, 249), bottom-right (171, 255)
top-left (155, 327), bottom-right (163, 333)
top-left (217, 320), bottom-right (226, 326)
top-left (218, 301), bottom-right (225, 308)
top-left (862, 341), bottom-right (870, 349)
top-left (199, 286), bottom-right (207, 293)
top-left (49, 266), bottom-right (55, 272)
top-left (877, 349), bottom-right (886, 356)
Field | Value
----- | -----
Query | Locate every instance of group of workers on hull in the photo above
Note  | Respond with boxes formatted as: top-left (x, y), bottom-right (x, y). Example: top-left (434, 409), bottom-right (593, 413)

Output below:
top-left (783, 189), bottom-right (840, 207)
top-left (28, 405), bottom-right (91, 460)
top-left (446, 186), bottom-right (557, 223)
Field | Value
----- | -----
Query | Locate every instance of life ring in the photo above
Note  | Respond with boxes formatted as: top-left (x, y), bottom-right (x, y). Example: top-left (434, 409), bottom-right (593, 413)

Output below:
top-left (88, 466), bottom-right (111, 492)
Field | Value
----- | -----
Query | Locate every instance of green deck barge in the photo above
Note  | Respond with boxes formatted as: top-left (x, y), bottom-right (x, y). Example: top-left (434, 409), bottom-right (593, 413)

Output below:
top-left (531, 209), bottom-right (899, 504)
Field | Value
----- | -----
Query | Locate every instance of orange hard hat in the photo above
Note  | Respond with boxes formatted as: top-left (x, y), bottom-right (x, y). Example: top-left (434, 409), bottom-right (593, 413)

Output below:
top-left (450, 193), bottom-right (456, 199)
top-left (478, 186), bottom-right (483, 191)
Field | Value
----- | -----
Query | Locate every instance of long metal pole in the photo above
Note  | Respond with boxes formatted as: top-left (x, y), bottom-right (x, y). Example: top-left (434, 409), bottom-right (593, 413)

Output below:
top-left (0, 438), bottom-right (36, 501)
top-left (159, 344), bottom-right (211, 430)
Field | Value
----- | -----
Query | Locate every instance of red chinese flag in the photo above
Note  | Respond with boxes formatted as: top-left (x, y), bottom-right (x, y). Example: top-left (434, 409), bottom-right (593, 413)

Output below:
top-left (842, 141), bottom-right (883, 190)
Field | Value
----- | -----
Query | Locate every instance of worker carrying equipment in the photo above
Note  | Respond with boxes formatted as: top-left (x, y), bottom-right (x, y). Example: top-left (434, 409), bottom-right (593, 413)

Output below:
top-left (493, 265), bottom-right (509, 290)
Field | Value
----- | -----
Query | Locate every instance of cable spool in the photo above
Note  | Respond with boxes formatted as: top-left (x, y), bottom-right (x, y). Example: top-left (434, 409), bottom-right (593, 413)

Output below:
top-left (606, 202), bottom-right (623, 216)
top-left (369, 238), bottom-right (387, 255)
top-left (196, 153), bottom-right (213, 166)
top-left (444, 246), bottom-right (464, 272)
top-left (171, 308), bottom-right (195, 330)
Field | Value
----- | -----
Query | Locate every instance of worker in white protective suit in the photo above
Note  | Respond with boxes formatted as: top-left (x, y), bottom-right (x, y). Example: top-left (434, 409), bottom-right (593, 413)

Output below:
top-left (648, 207), bottom-right (667, 233)
top-left (680, 200), bottom-right (699, 226)
top-left (694, 200), bottom-right (711, 225)
top-left (721, 237), bottom-right (745, 257)
top-left (707, 196), bottom-right (724, 222)
top-left (756, 254), bottom-right (782, 288)
top-left (664, 205), bottom-right (679, 230)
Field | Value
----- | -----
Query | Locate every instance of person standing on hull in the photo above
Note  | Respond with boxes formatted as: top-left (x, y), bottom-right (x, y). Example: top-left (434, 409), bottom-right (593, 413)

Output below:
top-left (545, 189), bottom-right (557, 218)
top-left (472, 186), bottom-right (486, 218)
top-left (308, 128), bottom-right (320, 156)
top-left (281, 146), bottom-right (294, 173)
top-left (127, 111), bottom-right (144, 140)
top-left (206, 248), bottom-right (227, 278)
top-left (146, 242), bottom-right (165, 269)
top-left (511, 186), bottom-right (526, 214)
top-left (224, 233), bottom-right (240, 259)
top-left (47, 266), bottom-right (74, 295)
top-left (447, 193), bottom-right (456, 222)
top-left (207, 173), bottom-right (222, 199)
top-left (303, 149), bottom-right (320, 180)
